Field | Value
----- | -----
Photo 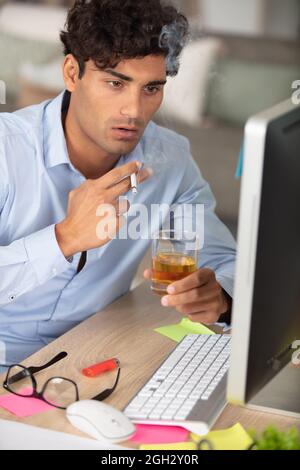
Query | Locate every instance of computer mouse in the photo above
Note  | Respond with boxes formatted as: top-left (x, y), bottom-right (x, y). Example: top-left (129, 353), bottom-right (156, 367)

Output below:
top-left (66, 400), bottom-right (136, 444)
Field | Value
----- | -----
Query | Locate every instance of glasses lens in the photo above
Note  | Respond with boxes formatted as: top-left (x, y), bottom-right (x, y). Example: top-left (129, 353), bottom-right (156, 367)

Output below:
top-left (43, 377), bottom-right (78, 408)
top-left (6, 365), bottom-right (34, 396)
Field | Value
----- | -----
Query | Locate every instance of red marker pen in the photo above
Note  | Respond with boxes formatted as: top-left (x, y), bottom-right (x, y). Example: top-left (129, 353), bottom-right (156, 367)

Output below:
top-left (81, 358), bottom-right (120, 378)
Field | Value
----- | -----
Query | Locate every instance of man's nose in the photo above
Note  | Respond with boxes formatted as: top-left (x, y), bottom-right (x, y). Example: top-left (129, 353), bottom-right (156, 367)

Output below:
top-left (120, 91), bottom-right (144, 121)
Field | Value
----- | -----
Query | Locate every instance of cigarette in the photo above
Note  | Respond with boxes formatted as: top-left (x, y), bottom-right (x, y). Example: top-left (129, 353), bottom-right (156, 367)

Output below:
top-left (130, 173), bottom-right (138, 194)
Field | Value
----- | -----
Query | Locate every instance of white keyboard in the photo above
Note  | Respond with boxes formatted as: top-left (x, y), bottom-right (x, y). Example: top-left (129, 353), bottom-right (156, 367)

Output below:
top-left (124, 334), bottom-right (231, 424)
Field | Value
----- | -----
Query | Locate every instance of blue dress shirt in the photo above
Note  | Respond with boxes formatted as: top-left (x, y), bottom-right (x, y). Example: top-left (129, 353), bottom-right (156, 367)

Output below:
top-left (0, 91), bottom-right (236, 371)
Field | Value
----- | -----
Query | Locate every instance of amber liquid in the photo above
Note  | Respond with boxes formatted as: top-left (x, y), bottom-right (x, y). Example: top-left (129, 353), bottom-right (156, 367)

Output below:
top-left (151, 252), bottom-right (197, 295)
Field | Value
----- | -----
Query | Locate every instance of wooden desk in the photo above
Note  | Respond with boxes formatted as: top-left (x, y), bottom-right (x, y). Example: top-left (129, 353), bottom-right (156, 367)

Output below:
top-left (0, 283), bottom-right (299, 446)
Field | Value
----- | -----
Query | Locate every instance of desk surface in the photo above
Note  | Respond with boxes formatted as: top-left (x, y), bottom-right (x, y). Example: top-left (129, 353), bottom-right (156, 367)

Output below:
top-left (0, 283), bottom-right (299, 446)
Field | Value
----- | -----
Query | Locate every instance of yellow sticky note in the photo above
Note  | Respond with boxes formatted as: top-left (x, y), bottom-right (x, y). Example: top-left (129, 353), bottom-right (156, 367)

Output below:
top-left (181, 318), bottom-right (215, 335)
top-left (191, 423), bottom-right (253, 451)
top-left (140, 442), bottom-right (197, 451)
top-left (155, 317), bottom-right (214, 342)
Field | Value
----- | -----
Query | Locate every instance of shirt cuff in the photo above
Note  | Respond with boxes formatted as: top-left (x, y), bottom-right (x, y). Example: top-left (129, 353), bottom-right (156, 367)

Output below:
top-left (24, 224), bottom-right (72, 285)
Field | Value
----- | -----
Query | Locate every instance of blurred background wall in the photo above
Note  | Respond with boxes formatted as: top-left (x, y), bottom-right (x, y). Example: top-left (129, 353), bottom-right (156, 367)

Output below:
top-left (0, 0), bottom-right (300, 238)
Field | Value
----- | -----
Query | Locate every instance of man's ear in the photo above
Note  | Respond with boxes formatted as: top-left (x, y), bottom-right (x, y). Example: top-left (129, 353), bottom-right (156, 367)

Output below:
top-left (62, 54), bottom-right (80, 92)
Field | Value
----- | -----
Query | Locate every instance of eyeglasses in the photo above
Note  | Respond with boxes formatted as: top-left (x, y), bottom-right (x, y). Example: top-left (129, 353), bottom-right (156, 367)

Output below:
top-left (3, 364), bottom-right (79, 410)
top-left (3, 351), bottom-right (121, 409)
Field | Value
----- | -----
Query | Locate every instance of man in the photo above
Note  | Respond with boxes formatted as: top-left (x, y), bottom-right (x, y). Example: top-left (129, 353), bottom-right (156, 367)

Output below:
top-left (0, 0), bottom-right (236, 370)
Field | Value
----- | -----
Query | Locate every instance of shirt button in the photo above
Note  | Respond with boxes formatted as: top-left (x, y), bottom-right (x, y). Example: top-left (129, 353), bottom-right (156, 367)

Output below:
top-left (52, 268), bottom-right (57, 276)
top-left (9, 295), bottom-right (16, 301)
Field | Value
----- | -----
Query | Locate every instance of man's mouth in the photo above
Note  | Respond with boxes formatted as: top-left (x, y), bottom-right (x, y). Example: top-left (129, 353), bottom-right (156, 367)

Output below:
top-left (112, 127), bottom-right (139, 140)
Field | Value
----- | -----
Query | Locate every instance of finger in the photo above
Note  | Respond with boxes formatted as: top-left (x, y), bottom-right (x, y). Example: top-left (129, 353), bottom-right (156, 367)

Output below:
top-left (143, 269), bottom-right (152, 280)
top-left (166, 269), bottom-right (214, 295)
top-left (187, 311), bottom-right (221, 325)
top-left (161, 285), bottom-right (219, 307)
top-left (108, 167), bottom-right (153, 200)
top-left (110, 167), bottom-right (152, 190)
top-left (116, 198), bottom-right (130, 216)
top-left (175, 299), bottom-right (219, 316)
top-left (103, 199), bottom-right (130, 215)
top-left (95, 200), bottom-right (129, 222)
top-left (97, 161), bottom-right (142, 189)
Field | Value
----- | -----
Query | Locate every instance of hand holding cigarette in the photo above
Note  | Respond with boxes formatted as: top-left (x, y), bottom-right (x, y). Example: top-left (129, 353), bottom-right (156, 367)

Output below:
top-left (55, 161), bottom-right (153, 258)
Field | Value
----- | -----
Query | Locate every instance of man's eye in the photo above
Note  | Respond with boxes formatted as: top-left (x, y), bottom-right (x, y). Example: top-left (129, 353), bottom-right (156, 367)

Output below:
top-left (109, 81), bottom-right (123, 88)
top-left (146, 86), bottom-right (160, 94)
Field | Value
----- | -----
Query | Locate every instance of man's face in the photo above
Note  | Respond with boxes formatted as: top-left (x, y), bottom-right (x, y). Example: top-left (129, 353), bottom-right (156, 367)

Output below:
top-left (65, 54), bottom-right (167, 158)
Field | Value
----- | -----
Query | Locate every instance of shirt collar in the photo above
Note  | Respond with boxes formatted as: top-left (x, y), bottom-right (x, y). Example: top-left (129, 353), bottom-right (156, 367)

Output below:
top-left (43, 90), bottom-right (71, 169)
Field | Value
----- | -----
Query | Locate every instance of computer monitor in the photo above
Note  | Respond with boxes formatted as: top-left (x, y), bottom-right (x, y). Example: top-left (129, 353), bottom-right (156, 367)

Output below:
top-left (227, 99), bottom-right (300, 418)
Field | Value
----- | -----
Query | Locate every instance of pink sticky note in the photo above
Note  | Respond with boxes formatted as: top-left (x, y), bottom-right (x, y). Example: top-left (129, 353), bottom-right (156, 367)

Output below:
top-left (129, 424), bottom-right (189, 444)
top-left (0, 388), bottom-right (55, 417)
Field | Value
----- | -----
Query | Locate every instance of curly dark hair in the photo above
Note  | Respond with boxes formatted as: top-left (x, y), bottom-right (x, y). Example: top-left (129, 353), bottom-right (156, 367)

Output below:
top-left (60, 0), bottom-right (189, 78)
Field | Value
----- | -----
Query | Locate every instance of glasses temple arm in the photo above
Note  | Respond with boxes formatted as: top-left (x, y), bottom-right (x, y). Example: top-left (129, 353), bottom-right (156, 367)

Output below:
top-left (92, 367), bottom-right (121, 402)
top-left (5, 352), bottom-right (68, 386)
top-left (29, 351), bottom-right (68, 374)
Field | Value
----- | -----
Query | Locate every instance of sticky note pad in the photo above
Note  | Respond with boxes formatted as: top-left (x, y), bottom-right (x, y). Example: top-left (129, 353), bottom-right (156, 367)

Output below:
top-left (139, 424), bottom-right (253, 451)
top-left (155, 317), bottom-right (214, 342)
top-left (140, 441), bottom-right (197, 451)
top-left (130, 424), bottom-right (189, 444)
top-left (191, 423), bottom-right (253, 451)
top-left (0, 388), bottom-right (55, 417)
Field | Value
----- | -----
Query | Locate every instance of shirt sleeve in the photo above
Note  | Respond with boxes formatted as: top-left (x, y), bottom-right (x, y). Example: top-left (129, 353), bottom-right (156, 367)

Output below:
top-left (0, 224), bottom-right (73, 307)
top-left (172, 138), bottom-right (237, 298)
top-left (0, 137), bottom-right (8, 215)
top-left (0, 138), bottom-right (72, 306)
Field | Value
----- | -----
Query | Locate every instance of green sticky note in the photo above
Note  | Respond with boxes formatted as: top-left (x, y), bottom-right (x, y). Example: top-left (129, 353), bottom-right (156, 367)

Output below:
top-left (191, 423), bottom-right (253, 451)
top-left (154, 317), bottom-right (214, 342)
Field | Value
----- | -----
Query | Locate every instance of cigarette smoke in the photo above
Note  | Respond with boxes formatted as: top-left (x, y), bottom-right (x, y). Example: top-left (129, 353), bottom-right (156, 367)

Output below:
top-left (159, 19), bottom-right (191, 77)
